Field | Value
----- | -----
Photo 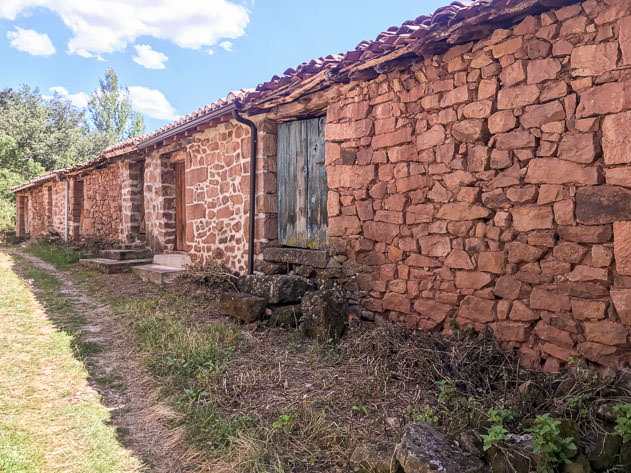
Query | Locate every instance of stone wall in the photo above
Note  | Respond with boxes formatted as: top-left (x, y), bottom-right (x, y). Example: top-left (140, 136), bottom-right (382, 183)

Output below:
top-left (79, 163), bottom-right (124, 243)
top-left (184, 120), bottom-right (250, 270)
top-left (323, 0), bottom-right (631, 370)
top-left (179, 117), bottom-right (278, 271)
top-left (16, 181), bottom-right (65, 238)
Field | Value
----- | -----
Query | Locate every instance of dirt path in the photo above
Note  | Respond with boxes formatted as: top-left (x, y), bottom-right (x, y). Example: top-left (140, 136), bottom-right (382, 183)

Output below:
top-left (10, 250), bottom-right (200, 473)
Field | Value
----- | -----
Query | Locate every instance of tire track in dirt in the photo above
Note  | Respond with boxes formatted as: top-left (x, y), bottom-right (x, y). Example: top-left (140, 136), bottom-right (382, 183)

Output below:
top-left (11, 250), bottom-right (202, 473)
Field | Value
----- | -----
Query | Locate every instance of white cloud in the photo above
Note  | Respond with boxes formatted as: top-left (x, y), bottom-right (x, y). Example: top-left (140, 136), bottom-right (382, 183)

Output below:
top-left (1, 0), bottom-right (249, 59)
top-left (47, 86), bottom-right (90, 108)
top-left (133, 44), bottom-right (168, 69)
top-left (128, 86), bottom-right (177, 121)
top-left (7, 27), bottom-right (55, 56)
top-left (219, 40), bottom-right (232, 52)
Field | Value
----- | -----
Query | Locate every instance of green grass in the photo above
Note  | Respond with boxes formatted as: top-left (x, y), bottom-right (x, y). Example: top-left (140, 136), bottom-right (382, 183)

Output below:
top-left (16, 255), bottom-right (89, 360)
top-left (0, 252), bottom-right (142, 472)
top-left (26, 239), bottom-right (83, 269)
top-left (87, 286), bottom-right (348, 472)
top-left (93, 290), bottom-right (249, 454)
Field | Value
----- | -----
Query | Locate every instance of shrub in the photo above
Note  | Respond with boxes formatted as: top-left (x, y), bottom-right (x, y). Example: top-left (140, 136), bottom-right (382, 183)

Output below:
top-left (614, 403), bottom-right (631, 444)
top-left (528, 414), bottom-right (577, 471)
top-left (482, 407), bottom-right (514, 451)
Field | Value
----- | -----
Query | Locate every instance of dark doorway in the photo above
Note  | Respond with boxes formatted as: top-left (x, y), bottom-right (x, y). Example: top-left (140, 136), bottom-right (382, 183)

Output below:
top-left (46, 186), bottom-right (53, 230)
top-left (72, 180), bottom-right (84, 240)
top-left (18, 195), bottom-right (28, 236)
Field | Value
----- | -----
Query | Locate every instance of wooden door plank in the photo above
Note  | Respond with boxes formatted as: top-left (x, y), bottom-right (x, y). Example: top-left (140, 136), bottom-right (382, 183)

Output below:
top-left (294, 119), bottom-right (308, 246)
top-left (306, 116), bottom-right (328, 249)
top-left (277, 117), bottom-right (328, 249)
top-left (278, 122), bottom-right (295, 246)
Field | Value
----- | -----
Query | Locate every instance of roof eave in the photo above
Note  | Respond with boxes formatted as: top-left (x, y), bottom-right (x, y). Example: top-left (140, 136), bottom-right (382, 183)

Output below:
top-left (138, 102), bottom-right (238, 149)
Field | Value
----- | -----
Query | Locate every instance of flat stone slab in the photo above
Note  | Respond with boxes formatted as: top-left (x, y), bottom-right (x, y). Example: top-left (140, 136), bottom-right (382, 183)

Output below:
top-left (79, 258), bottom-right (153, 274)
top-left (99, 248), bottom-right (152, 260)
top-left (395, 423), bottom-right (486, 473)
top-left (263, 247), bottom-right (329, 268)
top-left (218, 292), bottom-right (266, 323)
top-left (132, 264), bottom-right (185, 285)
top-left (238, 273), bottom-right (315, 304)
top-left (153, 253), bottom-right (190, 269)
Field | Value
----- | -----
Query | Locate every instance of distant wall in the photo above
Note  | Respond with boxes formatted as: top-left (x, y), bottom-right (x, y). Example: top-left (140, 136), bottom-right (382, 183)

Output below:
top-left (79, 163), bottom-right (124, 242)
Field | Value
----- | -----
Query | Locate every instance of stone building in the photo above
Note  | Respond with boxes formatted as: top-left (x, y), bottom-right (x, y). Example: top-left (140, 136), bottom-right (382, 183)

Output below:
top-left (13, 0), bottom-right (631, 370)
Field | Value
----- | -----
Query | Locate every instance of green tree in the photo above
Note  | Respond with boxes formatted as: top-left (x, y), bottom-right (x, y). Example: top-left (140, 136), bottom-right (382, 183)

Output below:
top-left (127, 112), bottom-right (145, 140)
top-left (88, 68), bottom-right (145, 142)
top-left (0, 87), bottom-right (107, 233)
top-left (0, 133), bottom-right (45, 232)
top-left (0, 86), bottom-right (49, 168)
top-left (0, 86), bottom-right (106, 171)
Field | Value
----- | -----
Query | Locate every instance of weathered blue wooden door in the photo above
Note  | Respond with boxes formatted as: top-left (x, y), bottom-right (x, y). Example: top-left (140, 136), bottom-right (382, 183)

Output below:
top-left (277, 117), bottom-right (328, 249)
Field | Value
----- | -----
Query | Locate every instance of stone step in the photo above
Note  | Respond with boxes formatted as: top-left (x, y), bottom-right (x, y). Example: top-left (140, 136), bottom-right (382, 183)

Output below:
top-left (132, 264), bottom-right (185, 285)
top-left (79, 258), bottom-right (153, 274)
top-left (153, 253), bottom-right (190, 269)
top-left (263, 247), bottom-right (329, 268)
top-left (99, 248), bottom-right (152, 260)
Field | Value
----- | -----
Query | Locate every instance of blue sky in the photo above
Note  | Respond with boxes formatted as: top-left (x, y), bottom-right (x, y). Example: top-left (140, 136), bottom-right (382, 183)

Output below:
top-left (0, 0), bottom-right (447, 133)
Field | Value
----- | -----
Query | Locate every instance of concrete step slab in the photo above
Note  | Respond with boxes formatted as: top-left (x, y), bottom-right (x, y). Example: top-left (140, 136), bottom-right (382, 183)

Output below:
top-left (79, 258), bottom-right (153, 274)
top-left (132, 264), bottom-right (185, 285)
top-left (100, 248), bottom-right (152, 260)
top-left (153, 253), bottom-right (190, 269)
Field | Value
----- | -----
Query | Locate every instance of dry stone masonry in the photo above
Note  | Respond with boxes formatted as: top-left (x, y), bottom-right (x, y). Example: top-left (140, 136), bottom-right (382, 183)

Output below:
top-left (323, 0), bottom-right (631, 371)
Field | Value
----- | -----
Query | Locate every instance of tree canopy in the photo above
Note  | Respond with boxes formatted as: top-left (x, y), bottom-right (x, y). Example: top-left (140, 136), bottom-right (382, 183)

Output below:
top-left (88, 68), bottom-right (145, 142)
top-left (0, 68), bottom-right (146, 233)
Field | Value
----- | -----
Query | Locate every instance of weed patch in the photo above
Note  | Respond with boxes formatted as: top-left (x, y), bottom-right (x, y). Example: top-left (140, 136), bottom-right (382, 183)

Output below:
top-left (26, 238), bottom-right (83, 269)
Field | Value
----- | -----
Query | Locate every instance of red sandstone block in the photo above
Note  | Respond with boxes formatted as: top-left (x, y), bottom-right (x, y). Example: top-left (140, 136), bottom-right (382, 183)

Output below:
top-left (329, 215), bottom-right (361, 237)
top-left (491, 321), bottom-right (531, 342)
top-left (584, 320), bottom-right (628, 346)
top-left (459, 296), bottom-right (495, 323)
top-left (327, 165), bottom-right (375, 189)
top-left (570, 42), bottom-right (618, 77)
top-left (406, 204), bottom-right (434, 224)
top-left (396, 175), bottom-right (432, 194)
top-left (383, 292), bottom-right (411, 314)
top-left (326, 119), bottom-right (373, 142)
top-left (362, 220), bottom-right (399, 244)
top-left (578, 342), bottom-right (618, 365)
top-left (534, 321), bottom-right (574, 347)
top-left (371, 127), bottom-right (413, 150)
